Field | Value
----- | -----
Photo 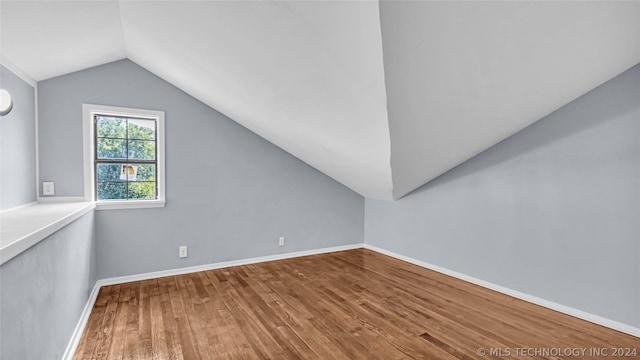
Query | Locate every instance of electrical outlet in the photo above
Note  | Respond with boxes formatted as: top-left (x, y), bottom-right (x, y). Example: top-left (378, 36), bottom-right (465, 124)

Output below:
top-left (42, 182), bottom-right (55, 196)
top-left (279, 236), bottom-right (285, 247)
top-left (179, 246), bottom-right (188, 258)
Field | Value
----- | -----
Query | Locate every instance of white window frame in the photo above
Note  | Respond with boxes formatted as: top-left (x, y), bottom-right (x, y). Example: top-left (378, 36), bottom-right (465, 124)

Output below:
top-left (83, 104), bottom-right (165, 210)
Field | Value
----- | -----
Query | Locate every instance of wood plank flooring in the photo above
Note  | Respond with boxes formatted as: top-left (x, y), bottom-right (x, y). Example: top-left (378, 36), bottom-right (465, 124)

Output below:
top-left (74, 249), bottom-right (639, 359)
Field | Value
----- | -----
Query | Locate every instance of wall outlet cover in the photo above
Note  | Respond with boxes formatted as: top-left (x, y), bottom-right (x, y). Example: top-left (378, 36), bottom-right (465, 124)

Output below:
top-left (42, 182), bottom-right (55, 196)
top-left (179, 246), bottom-right (188, 258)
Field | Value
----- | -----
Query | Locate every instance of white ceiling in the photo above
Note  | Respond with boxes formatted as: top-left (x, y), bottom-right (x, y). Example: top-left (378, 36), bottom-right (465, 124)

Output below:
top-left (1, 1), bottom-right (639, 200)
top-left (0, 1), bottom-right (126, 80)
top-left (380, 1), bottom-right (640, 198)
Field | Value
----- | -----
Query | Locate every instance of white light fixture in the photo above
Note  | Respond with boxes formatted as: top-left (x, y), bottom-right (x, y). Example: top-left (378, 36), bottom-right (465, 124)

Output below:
top-left (0, 89), bottom-right (14, 116)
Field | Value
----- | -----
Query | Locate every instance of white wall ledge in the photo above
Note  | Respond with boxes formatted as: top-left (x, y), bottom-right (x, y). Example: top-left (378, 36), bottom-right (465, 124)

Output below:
top-left (0, 202), bottom-right (95, 265)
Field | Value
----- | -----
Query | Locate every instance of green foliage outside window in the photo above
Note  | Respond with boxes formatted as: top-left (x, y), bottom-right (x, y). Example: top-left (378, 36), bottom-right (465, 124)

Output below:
top-left (95, 116), bottom-right (157, 200)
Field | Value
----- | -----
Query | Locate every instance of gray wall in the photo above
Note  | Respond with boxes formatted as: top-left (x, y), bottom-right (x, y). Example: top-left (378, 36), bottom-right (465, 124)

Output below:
top-left (0, 211), bottom-right (96, 360)
top-left (0, 64), bottom-right (36, 209)
top-left (366, 64), bottom-right (640, 328)
top-left (1, 65), bottom-right (95, 360)
top-left (38, 59), bottom-right (364, 279)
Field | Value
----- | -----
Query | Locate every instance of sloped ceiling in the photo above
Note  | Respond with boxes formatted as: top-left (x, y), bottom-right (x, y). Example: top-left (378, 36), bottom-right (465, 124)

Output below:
top-left (1, 1), bottom-right (639, 200)
top-left (381, 1), bottom-right (640, 198)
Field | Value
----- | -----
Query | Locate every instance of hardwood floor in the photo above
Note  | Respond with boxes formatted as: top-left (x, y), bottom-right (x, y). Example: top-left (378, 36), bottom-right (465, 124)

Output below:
top-left (74, 249), bottom-right (639, 359)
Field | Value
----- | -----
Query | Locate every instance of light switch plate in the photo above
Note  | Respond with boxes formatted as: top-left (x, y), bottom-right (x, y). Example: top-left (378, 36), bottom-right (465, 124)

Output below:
top-left (42, 182), bottom-right (55, 196)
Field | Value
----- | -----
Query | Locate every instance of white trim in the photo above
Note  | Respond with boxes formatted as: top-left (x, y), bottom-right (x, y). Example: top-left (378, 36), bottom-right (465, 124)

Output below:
top-left (35, 84), bottom-right (40, 201)
top-left (82, 105), bottom-right (93, 202)
top-left (0, 55), bottom-right (37, 87)
top-left (61, 282), bottom-right (101, 360)
top-left (37, 197), bottom-right (165, 210)
top-left (37, 196), bottom-right (86, 203)
top-left (95, 199), bottom-right (165, 210)
top-left (98, 243), bottom-right (364, 287)
top-left (363, 244), bottom-right (640, 338)
top-left (82, 104), bottom-right (165, 206)
top-left (61, 243), bottom-right (639, 358)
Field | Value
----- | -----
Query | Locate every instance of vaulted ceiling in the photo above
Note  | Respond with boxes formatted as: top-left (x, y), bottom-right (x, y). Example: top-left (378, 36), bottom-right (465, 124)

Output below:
top-left (2, 1), bottom-right (639, 200)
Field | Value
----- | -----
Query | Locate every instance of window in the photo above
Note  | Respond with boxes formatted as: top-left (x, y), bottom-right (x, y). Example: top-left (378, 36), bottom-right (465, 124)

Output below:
top-left (83, 104), bottom-right (165, 210)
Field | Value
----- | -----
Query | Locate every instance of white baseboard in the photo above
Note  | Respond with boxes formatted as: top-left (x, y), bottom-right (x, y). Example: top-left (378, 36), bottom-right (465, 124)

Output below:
top-left (363, 244), bottom-right (640, 338)
top-left (62, 282), bottom-right (102, 360)
top-left (97, 243), bottom-right (364, 287)
top-left (62, 242), bottom-right (638, 359)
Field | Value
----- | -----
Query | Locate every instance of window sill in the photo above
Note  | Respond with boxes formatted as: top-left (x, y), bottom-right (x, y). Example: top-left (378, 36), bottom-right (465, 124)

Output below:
top-left (95, 199), bottom-right (166, 211)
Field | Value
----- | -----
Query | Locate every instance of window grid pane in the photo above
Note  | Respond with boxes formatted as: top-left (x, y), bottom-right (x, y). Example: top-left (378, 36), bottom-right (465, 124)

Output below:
top-left (97, 138), bottom-right (126, 159)
top-left (95, 114), bottom-right (158, 201)
top-left (96, 116), bottom-right (126, 138)
top-left (128, 140), bottom-right (155, 160)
